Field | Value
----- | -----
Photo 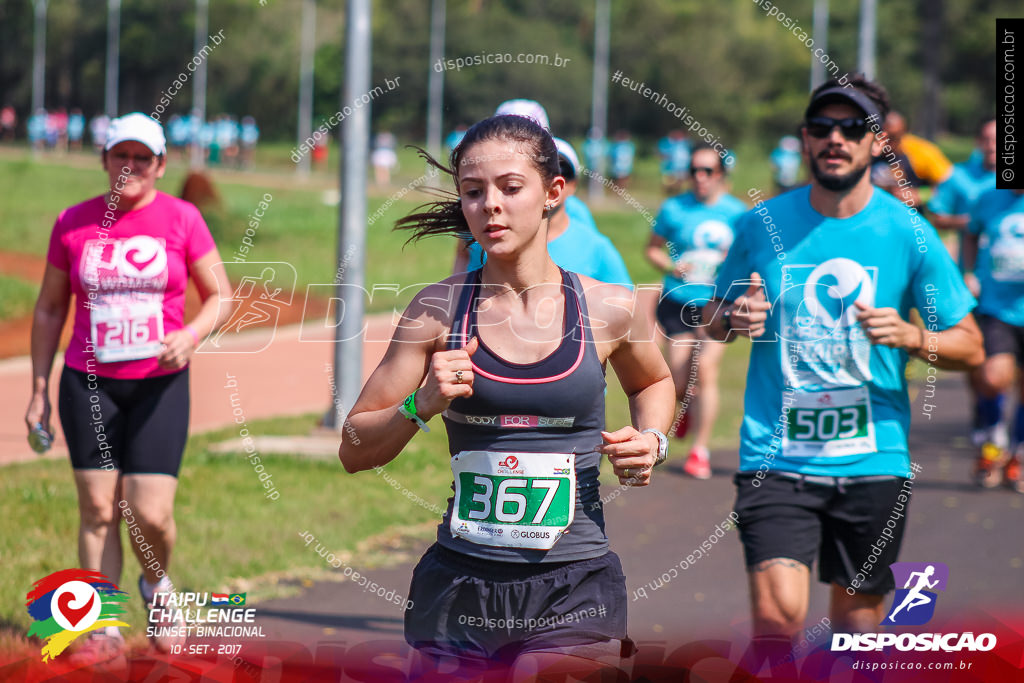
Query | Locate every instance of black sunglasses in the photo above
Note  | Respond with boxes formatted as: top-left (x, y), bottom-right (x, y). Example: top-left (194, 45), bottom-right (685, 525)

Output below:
top-left (805, 116), bottom-right (870, 141)
top-left (690, 166), bottom-right (719, 177)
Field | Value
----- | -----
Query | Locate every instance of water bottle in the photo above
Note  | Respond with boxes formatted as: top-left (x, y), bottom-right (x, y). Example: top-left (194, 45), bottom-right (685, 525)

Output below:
top-left (28, 423), bottom-right (53, 454)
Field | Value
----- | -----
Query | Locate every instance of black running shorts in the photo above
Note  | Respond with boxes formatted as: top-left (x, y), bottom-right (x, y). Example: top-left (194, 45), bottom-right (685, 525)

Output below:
top-left (976, 312), bottom-right (1024, 364)
top-left (59, 365), bottom-right (190, 476)
top-left (405, 544), bottom-right (631, 663)
top-left (733, 471), bottom-right (911, 594)
top-left (656, 298), bottom-right (705, 338)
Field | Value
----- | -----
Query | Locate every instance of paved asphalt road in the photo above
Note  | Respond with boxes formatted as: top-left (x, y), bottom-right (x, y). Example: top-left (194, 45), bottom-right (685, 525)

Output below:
top-left (240, 373), bottom-right (1023, 678)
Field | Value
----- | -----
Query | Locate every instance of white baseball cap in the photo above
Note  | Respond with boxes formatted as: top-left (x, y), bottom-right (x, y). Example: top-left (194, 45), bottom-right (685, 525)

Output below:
top-left (105, 113), bottom-right (167, 155)
top-left (552, 137), bottom-right (580, 178)
top-left (494, 99), bottom-right (550, 132)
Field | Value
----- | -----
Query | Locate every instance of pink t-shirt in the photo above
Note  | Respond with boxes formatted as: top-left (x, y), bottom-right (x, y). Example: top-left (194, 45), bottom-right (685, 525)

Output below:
top-left (47, 191), bottom-right (217, 379)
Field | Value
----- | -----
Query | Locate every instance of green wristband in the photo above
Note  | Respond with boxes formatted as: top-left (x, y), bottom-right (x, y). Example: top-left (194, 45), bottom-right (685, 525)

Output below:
top-left (398, 390), bottom-right (430, 433)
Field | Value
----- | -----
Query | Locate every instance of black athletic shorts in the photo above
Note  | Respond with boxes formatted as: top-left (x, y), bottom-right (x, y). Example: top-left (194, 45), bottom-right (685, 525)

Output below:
top-left (976, 312), bottom-right (1024, 364)
top-left (405, 544), bottom-right (631, 663)
top-left (656, 298), bottom-right (705, 338)
top-left (58, 365), bottom-right (190, 476)
top-left (733, 471), bottom-right (911, 594)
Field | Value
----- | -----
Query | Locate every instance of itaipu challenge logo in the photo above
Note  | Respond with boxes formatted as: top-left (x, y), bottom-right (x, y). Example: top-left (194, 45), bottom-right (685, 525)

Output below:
top-left (25, 569), bottom-right (130, 662)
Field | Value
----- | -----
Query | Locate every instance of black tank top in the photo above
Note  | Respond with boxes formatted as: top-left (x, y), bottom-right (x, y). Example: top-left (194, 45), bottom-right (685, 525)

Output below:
top-left (436, 268), bottom-right (609, 562)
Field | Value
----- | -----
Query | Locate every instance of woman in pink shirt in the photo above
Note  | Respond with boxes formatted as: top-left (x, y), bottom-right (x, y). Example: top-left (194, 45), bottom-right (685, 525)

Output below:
top-left (25, 113), bottom-right (232, 666)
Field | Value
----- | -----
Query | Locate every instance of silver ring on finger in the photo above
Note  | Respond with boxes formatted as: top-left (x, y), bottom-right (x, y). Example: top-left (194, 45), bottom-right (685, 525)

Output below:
top-left (455, 370), bottom-right (464, 384)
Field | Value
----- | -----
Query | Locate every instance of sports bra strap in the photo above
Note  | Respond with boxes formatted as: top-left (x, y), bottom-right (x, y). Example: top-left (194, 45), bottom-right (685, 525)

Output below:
top-left (447, 269), bottom-right (481, 351)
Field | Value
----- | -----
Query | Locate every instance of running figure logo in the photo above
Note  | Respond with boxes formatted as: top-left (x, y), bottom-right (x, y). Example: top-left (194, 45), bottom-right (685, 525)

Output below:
top-left (883, 562), bottom-right (949, 626)
top-left (197, 262), bottom-right (296, 353)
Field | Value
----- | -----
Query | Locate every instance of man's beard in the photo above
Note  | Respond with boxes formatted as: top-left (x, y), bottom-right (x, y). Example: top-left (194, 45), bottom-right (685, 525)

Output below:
top-left (809, 153), bottom-right (870, 192)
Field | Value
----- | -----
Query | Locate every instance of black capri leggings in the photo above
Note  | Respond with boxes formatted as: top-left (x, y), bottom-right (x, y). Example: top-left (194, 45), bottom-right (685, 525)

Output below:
top-left (58, 365), bottom-right (190, 476)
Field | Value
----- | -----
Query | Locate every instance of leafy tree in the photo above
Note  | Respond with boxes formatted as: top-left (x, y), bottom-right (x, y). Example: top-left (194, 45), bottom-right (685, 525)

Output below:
top-left (0, 0), bottom-right (1012, 145)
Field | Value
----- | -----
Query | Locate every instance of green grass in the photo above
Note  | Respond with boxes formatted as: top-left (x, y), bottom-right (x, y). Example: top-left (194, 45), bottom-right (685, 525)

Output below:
top-left (2, 413), bottom-right (456, 643)
top-left (3, 343), bottom-right (752, 645)
top-left (0, 144), bottom-right (755, 321)
top-left (0, 274), bottom-right (38, 320)
top-left (0, 132), bottom-right (975, 316)
top-left (0, 156), bottom-right (125, 256)
top-left (0, 151), bottom-right (463, 317)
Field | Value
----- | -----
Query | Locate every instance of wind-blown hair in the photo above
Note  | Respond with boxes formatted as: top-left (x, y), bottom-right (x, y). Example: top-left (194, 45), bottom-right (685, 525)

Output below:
top-left (394, 115), bottom-right (560, 243)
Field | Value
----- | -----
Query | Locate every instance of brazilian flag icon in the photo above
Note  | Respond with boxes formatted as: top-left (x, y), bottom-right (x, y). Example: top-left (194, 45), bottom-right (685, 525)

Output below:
top-left (229, 593), bottom-right (246, 606)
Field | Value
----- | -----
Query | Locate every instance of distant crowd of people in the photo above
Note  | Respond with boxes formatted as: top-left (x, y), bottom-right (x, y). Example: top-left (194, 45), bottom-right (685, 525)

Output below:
top-left (1, 105), bottom-right (260, 168)
top-left (1, 106), bottom-right (90, 152)
top-left (163, 113), bottom-right (261, 167)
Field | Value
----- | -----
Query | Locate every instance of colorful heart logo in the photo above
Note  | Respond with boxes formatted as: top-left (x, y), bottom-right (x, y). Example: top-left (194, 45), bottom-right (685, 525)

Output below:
top-left (27, 570), bottom-right (129, 662)
top-left (56, 591), bottom-right (95, 629)
top-left (50, 581), bottom-right (102, 632)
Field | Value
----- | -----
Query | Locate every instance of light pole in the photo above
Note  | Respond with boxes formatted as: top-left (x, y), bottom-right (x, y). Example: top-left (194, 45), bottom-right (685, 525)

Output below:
top-left (588, 0), bottom-right (610, 197)
top-left (190, 0), bottom-right (210, 169)
top-left (328, 0), bottom-right (372, 430)
top-left (426, 0), bottom-right (446, 161)
top-left (105, 0), bottom-right (121, 117)
top-left (297, 0), bottom-right (316, 176)
top-left (32, 0), bottom-right (47, 116)
top-left (810, 0), bottom-right (829, 90)
top-left (857, 0), bottom-right (876, 81)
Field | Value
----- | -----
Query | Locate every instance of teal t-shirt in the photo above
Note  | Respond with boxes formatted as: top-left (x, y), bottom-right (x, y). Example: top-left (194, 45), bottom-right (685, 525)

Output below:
top-left (609, 141), bottom-right (635, 178)
top-left (654, 192), bottom-right (747, 305)
top-left (467, 216), bottom-right (633, 287)
top-left (969, 189), bottom-right (1024, 326)
top-left (929, 154), bottom-right (996, 217)
top-left (930, 155), bottom-right (996, 271)
top-left (565, 195), bottom-right (598, 234)
top-left (658, 137), bottom-right (691, 176)
top-left (716, 186), bottom-right (975, 477)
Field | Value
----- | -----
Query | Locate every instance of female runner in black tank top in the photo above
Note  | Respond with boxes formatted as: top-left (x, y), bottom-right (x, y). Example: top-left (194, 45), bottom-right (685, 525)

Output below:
top-left (339, 115), bottom-right (675, 675)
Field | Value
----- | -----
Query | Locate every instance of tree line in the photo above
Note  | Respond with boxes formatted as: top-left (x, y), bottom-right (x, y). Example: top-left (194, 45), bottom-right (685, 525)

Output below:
top-left (0, 0), bottom-right (1011, 146)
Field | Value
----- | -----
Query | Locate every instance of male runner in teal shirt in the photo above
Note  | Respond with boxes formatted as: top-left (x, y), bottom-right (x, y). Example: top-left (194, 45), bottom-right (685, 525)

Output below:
top-left (704, 76), bottom-right (983, 651)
